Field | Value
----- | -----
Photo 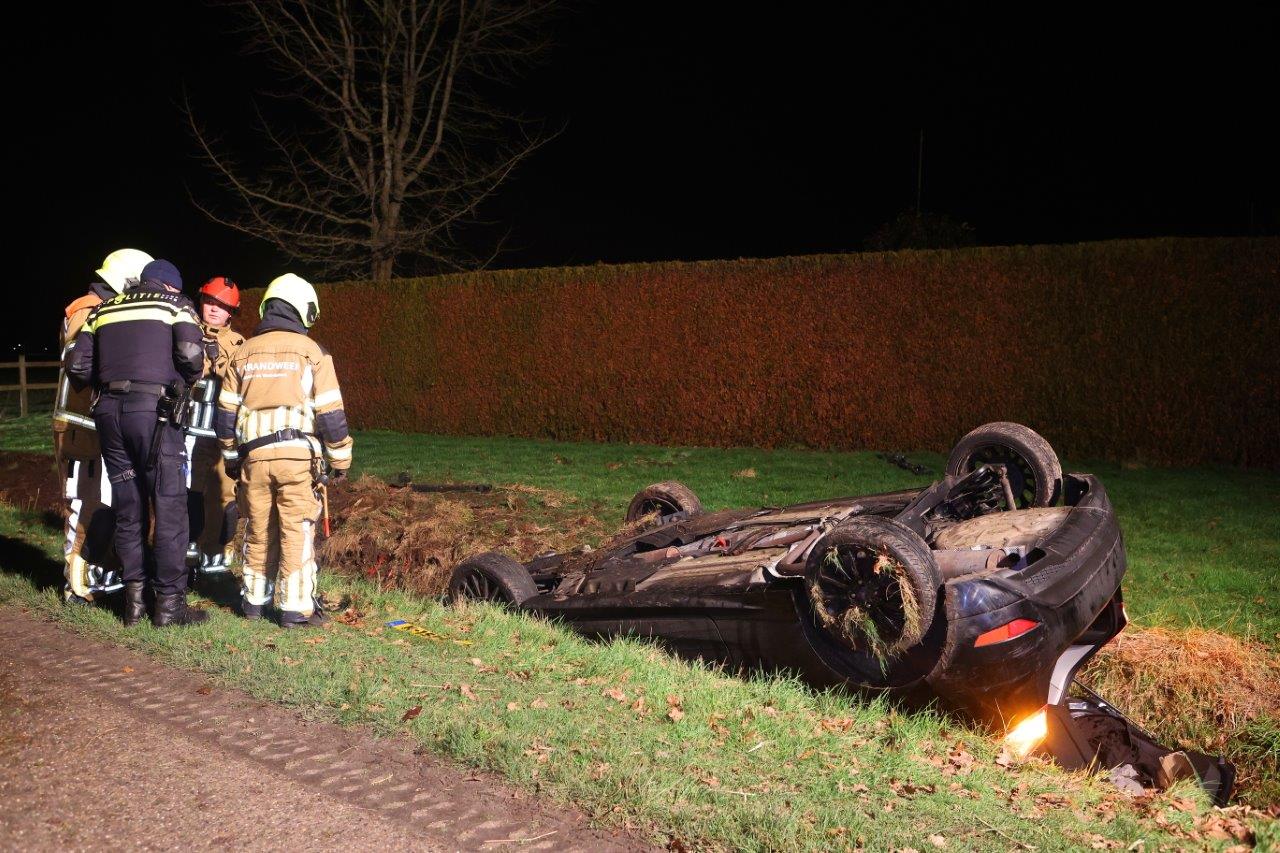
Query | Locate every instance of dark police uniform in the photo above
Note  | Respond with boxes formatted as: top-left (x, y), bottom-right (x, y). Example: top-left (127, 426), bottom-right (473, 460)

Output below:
top-left (65, 279), bottom-right (206, 625)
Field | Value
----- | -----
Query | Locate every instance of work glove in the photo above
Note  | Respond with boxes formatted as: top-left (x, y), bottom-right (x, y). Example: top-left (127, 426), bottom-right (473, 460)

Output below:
top-left (225, 457), bottom-right (242, 481)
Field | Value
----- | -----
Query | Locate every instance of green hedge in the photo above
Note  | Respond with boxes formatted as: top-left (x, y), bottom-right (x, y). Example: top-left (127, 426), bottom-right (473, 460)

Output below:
top-left (234, 238), bottom-right (1280, 468)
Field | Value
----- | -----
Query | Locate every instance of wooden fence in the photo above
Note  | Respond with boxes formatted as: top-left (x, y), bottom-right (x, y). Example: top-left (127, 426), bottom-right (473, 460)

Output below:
top-left (0, 355), bottom-right (60, 416)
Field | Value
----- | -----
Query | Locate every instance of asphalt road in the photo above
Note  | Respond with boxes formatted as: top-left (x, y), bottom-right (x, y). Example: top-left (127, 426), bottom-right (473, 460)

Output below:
top-left (0, 605), bottom-right (647, 852)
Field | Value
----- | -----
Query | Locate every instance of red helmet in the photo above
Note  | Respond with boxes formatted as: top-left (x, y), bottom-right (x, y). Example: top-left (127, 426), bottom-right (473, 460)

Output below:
top-left (199, 276), bottom-right (241, 313)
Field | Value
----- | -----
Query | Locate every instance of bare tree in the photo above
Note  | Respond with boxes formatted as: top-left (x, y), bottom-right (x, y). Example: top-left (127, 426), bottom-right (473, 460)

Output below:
top-left (188, 0), bottom-right (552, 281)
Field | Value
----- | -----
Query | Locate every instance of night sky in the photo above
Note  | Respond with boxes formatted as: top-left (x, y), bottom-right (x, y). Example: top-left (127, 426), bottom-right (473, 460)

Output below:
top-left (12, 1), bottom-right (1277, 355)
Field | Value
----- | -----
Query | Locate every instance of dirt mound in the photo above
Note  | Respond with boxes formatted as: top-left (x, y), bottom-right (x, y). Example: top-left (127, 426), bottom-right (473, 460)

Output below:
top-left (1081, 626), bottom-right (1280, 807)
top-left (0, 451), bottom-right (62, 515)
top-left (319, 476), bottom-right (609, 596)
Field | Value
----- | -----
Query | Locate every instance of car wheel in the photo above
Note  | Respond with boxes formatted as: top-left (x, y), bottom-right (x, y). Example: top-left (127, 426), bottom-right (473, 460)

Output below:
top-left (625, 481), bottom-right (703, 523)
top-left (447, 552), bottom-right (537, 607)
top-left (805, 517), bottom-right (940, 657)
top-left (946, 422), bottom-right (1062, 508)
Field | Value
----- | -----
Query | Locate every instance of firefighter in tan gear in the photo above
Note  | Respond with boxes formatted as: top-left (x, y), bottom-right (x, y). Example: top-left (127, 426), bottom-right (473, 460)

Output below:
top-left (53, 248), bottom-right (153, 604)
top-left (187, 277), bottom-right (245, 572)
top-left (215, 274), bottom-right (353, 627)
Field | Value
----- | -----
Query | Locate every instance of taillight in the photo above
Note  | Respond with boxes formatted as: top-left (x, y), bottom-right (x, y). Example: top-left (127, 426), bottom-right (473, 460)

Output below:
top-left (973, 618), bottom-right (1040, 647)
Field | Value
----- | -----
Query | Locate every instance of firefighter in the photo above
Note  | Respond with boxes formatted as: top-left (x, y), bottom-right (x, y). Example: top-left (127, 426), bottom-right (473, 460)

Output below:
top-left (187, 277), bottom-right (245, 572)
top-left (53, 248), bottom-right (152, 604)
top-left (215, 273), bottom-right (353, 627)
top-left (64, 259), bottom-right (208, 627)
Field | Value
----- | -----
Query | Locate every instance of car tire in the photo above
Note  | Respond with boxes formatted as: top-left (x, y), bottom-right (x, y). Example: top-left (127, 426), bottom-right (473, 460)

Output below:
top-left (946, 422), bottom-right (1062, 508)
top-left (447, 552), bottom-right (537, 607)
top-left (805, 516), bottom-right (940, 656)
top-left (625, 481), bottom-right (703, 523)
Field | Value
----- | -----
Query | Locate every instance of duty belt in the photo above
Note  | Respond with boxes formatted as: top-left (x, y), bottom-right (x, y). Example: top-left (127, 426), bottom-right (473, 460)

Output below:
top-left (238, 428), bottom-right (313, 458)
top-left (102, 380), bottom-right (167, 395)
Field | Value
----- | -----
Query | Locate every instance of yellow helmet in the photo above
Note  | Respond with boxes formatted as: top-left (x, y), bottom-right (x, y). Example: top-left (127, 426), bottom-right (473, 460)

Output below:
top-left (96, 248), bottom-right (154, 294)
top-left (260, 273), bottom-right (320, 328)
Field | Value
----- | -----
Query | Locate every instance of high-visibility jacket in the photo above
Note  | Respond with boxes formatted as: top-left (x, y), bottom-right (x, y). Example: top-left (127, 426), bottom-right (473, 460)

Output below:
top-left (53, 287), bottom-right (108, 434)
top-left (64, 283), bottom-right (205, 390)
top-left (214, 329), bottom-right (353, 470)
top-left (187, 324), bottom-right (246, 439)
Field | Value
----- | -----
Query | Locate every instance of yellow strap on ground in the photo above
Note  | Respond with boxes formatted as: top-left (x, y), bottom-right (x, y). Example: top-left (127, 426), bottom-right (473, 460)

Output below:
top-left (385, 619), bottom-right (473, 645)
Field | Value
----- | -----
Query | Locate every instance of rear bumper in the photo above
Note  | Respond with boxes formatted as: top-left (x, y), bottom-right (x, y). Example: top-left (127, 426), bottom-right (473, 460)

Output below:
top-left (924, 474), bottom-right (1127, 719)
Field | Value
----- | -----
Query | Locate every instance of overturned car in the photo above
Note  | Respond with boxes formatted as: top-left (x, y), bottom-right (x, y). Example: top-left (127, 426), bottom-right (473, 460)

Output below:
top-left (448, 422), bottom-right (1235, 803)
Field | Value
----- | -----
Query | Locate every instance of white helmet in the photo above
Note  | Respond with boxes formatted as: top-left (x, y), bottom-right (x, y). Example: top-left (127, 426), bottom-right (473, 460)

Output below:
top-left (261, 273), bottom-right (320, 328)
top-left (96, 248), bottom-right (154, 294)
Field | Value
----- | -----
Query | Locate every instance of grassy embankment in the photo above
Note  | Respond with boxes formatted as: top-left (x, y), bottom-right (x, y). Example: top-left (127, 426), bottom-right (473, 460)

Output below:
top-left (1, 414), bottom-right (1275, 850)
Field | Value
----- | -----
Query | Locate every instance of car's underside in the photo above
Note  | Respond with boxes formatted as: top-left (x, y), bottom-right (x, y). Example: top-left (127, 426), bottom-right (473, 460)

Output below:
top-left (447, 423), bottom-right (1236, 803)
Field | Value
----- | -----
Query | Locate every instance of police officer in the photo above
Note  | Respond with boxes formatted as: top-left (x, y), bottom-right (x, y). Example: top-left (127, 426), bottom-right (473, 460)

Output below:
top-left (187, 277), bottom-right (245, 572)
top-left (216, 274), bottom-right (353, 627)
top-left (64, 259), bottom-right (208, 627)
top-left (53, 248), bottom-right (152, 604)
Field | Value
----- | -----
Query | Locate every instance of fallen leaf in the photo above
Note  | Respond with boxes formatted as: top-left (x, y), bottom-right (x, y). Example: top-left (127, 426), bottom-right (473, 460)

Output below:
top-left (401, 706), bottom-right (422, 722)
top-left (122, 666), bottom-right (134, 673)
top-left (196, 685), bottom-right (212, 695)
top-left (890, 780), bottom-right (936, 797)
top-left (928, 835), bottom-right (948, 849)
top-left (531, 698), bottom-right (549, 709)
top-left (1036, 792), bottom-right (1070, 807)
top-left (602, 687), bottom-right (628, 703)
top-left (507, 702), bottom-right (521, 711)
top-left (667, 707), bottom-right (685, 722)
top-left (459, 684), bottom-right (477, 701)
top-left (947, 747), bottom-right (976, 776)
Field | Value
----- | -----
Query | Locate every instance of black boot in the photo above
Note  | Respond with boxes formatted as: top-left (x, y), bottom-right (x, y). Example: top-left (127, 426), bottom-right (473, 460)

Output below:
top-left (278, 609), bottom-right (329, 629)
top-left (152, 593), bottom-right (210, 628)
top-left (240, 598), bottom-right (267, 620)
top-left (123, 581), bottom-right (147, 627)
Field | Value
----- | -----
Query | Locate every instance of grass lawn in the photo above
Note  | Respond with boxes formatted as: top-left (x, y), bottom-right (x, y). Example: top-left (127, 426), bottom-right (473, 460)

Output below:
top-left (352, 429), bottom-right (1280, 646)
top-left (13, 415), bottom-right (1266, 639)
top-left (1, 414), bottom-right (1275, 849)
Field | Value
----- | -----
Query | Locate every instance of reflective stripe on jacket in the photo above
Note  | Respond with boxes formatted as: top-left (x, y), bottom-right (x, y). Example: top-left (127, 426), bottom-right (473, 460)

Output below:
top-left (64, 284), bottom-right (205, 390)
top-left (53, 291), bottom-right (104, 431)
top-left (215, 330), bottom-right (353, 469)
